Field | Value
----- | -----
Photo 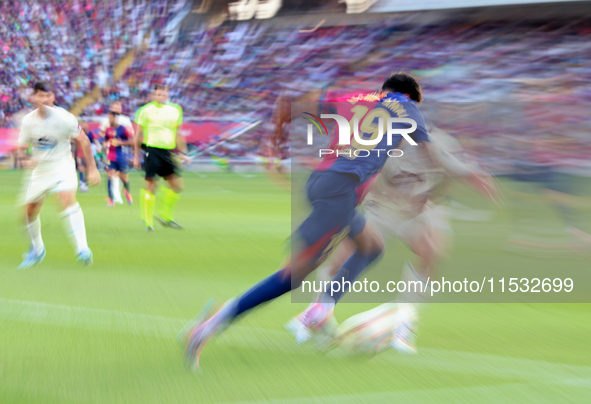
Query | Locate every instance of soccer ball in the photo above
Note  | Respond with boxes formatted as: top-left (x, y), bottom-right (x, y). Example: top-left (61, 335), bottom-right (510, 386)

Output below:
top-left (336, 303), bottom-right (399, 355)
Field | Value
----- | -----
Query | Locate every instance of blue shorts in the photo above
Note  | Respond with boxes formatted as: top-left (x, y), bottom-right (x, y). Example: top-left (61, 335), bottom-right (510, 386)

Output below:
top-left (296, 171), bottom-right (366, 264)
top-left (108, 160), bottom-right (128, 173)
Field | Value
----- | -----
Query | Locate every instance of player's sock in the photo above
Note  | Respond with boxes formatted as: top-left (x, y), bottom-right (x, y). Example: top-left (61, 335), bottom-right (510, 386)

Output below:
top-left (107, 178), bottom-right (114, 201)
top-left (205, 267), bottom-right (294, 329)
top-left (157, 187), bottom-right (180, 222)
top-left (60, 202), bottom-right (89, 254)
top-left (395, 261), bottom-right (430, 303)
top-left (122, 180), bottom-right (130, 192)
top-left (315, 263), bottom-right (333, 300)
top-left (79, 171), bottom-right (85, 184)
top-left (321, 249), bottom-right (383, 303)
top-left (112, 177), bottom-right (123, 203)
top-left (140, 189), bottom-right (155, 226)
top-left (26, 215), bottom-right (44, 255)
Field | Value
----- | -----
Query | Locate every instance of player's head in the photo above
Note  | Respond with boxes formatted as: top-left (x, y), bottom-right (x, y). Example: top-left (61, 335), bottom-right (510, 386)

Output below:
top-left (153, 84), bottom-right (169, 105)
top-left (32, 81), bottom-right (54, 108)
top-left (381, 73), bottom-right (423, 103)
top-left (108, 111), bottom-right (119, 126)
top-left (109, 100), bottom-right (122, 114)
top-left (80, 121), bottom-right (89, 132)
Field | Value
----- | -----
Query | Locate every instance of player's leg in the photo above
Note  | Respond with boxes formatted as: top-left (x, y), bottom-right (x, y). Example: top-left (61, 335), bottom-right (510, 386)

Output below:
top-left (119, 170), bottom-right (132, 205)
top-left (184, 244), bottom-right (323, 367)
top-left (312, 220), bottom-right (384, 307)
top-left (110, 164), bottom-right (124, 205)
top-left (106, 167), bottom-right (117, 206)
top-left (316, 238), bottom-right (357, 295)
top-left (285, 237), bottom-right (356, 342)
top-left (390, 208), bottom-right (451, 353)
top-left (155, 174), bottom-right (183, 227)
top-left (141, 178), bottom-right (158, 231)
top-left (17, 168), bottom-right (56, 268)
top-left (155, 149), bottom-right (183, 227)
top-left (18, 200), bottom-right (47, 269)
top-left (301, 221), bottom-right (384, 330)
top-left (57, 189), bottom-right (93, 265)
top-left (184, 171), bottom-right (362, 367)
top-left (140, 148), bottom-right (159, 231)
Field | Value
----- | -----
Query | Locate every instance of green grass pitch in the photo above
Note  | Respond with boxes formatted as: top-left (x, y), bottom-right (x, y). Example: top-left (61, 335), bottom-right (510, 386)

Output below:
top-left (1, 170), bottom-right (590, 403)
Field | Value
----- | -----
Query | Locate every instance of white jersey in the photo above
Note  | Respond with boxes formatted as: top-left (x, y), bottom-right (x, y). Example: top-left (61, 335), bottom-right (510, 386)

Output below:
top-left (18, 106), bottom-right (80, 170)
top-left (99, 114), bottom-right (134, 135)
top-left (366, 128), bottom-right (466, 218)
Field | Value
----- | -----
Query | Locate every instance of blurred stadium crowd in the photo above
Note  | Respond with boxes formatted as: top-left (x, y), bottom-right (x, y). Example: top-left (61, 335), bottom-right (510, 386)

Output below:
top-left (97, 15), bottom-right (591, 116)
top-left (0, 0), bottom-right (183, 127)
top-left (1, 0), bottom-right (591, 161)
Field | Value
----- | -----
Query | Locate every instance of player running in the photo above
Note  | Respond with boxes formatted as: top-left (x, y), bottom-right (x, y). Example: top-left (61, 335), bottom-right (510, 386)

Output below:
top-left (105, 111), bottom-right (134, 206)
top-left (287, 125), bottom-right (500, 353)
top-left (16, 82), bottom-right (100, 268)
top-left (133, 84), bottom-right (188, 231)
top-left (183, 73), bottom-right (439, 368)
top-left (100, 101), bottom-right (135, 205)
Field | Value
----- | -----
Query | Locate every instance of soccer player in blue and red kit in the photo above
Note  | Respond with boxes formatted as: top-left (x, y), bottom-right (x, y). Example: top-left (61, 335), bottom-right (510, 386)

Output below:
top-left (184, 73), bottom-right (432, 367)
top-left (104, 111), bottom-right (134, 206)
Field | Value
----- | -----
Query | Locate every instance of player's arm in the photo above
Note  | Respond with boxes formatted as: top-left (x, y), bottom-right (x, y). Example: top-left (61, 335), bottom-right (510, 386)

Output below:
top-left (103, 133), bottom-right (111, 150)
top-left (117, 138), bottom-right (135, 147)
top-left (16, 144), bottom-right (35, 168)
top-left (425, 130), bottom-right (501, 206)
top-left (116, 128), bottom-right (134, 147)
top-left (93, 137), bottom-right (103, 152)
top-left (16, 120), bottom-right (36, 168)
top-left (176, 132), bottom-right (191, 166)
top-left (133, 110), bottom-right (146, 169)
top-left (133, 126), bottom-right (144, 168)
top-left (73, 123), bottom-right (101, 186)
top-left (173, 105), bottom-right (190, 164)
top-left (175, 129), bottom-right (187, 154)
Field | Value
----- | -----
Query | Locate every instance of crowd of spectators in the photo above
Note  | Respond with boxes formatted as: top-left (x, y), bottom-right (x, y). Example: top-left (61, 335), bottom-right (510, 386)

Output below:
top-left (2, 1), bottom-right (591, 162)
top-left (94, 16), bottom-right (591, 157)
top-left (0, 0), bottom-right (181, 127)
top-left (108, 17), bottom-right (591, 114)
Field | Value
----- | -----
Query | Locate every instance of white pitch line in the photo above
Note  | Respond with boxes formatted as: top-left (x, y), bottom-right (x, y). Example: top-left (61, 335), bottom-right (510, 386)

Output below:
top-left (1, 297), bottom-right (591, 390)
top-left (214, 382), bottom-right (531, 404)
top-left (0, 298), bottom-right (186, 339)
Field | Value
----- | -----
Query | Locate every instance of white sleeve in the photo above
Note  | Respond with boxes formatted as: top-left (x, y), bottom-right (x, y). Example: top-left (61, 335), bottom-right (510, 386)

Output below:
top-left (18, 117), bottom-right (32, 146)
top-left (429, 141), bottom-right (471, 177)
top-left (428, 129), bottom-right (473, 178)
top-left (66, 113), bottom-right (82, 140)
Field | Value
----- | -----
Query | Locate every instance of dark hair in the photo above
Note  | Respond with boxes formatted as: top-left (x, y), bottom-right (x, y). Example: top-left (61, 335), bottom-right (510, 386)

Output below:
top-left (382, 73), bottom-right (422, 103)
top-left (33, 81), bottom-right (53, 94)
top-left (154, 84), bottom-right (168, 91)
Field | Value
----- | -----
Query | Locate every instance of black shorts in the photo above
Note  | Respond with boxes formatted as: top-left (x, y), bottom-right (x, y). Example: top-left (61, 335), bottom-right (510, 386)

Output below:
top-left (144, 146), bottom-right (179, 179)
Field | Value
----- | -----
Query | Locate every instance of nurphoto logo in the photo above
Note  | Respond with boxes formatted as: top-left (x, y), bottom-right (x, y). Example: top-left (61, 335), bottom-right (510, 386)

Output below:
top-left (303, 112), bottom-right (418, 158)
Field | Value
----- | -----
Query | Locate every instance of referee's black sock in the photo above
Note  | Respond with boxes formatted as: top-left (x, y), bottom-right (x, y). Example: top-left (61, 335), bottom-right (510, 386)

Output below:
top-left (123, 181), bottom-right (130, 192)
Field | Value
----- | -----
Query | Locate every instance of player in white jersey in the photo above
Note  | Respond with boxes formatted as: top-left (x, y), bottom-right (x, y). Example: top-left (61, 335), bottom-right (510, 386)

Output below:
top-left (16, 82), bottom-right (101, 269)
top-left (100, 101), bottom-right (134, 204)
top-left (288, 126), bottom-right (500, 352)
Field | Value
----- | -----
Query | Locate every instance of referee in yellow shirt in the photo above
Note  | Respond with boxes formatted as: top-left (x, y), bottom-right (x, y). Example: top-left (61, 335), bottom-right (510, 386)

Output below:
top-left (133, 84), bottom-right (189, 231)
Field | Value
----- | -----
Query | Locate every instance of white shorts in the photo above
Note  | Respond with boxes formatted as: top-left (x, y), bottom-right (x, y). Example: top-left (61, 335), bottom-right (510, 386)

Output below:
top-left (20, 161), bottom-right (78, 205)
top-left (363, 199), bottom-right (451, 247)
